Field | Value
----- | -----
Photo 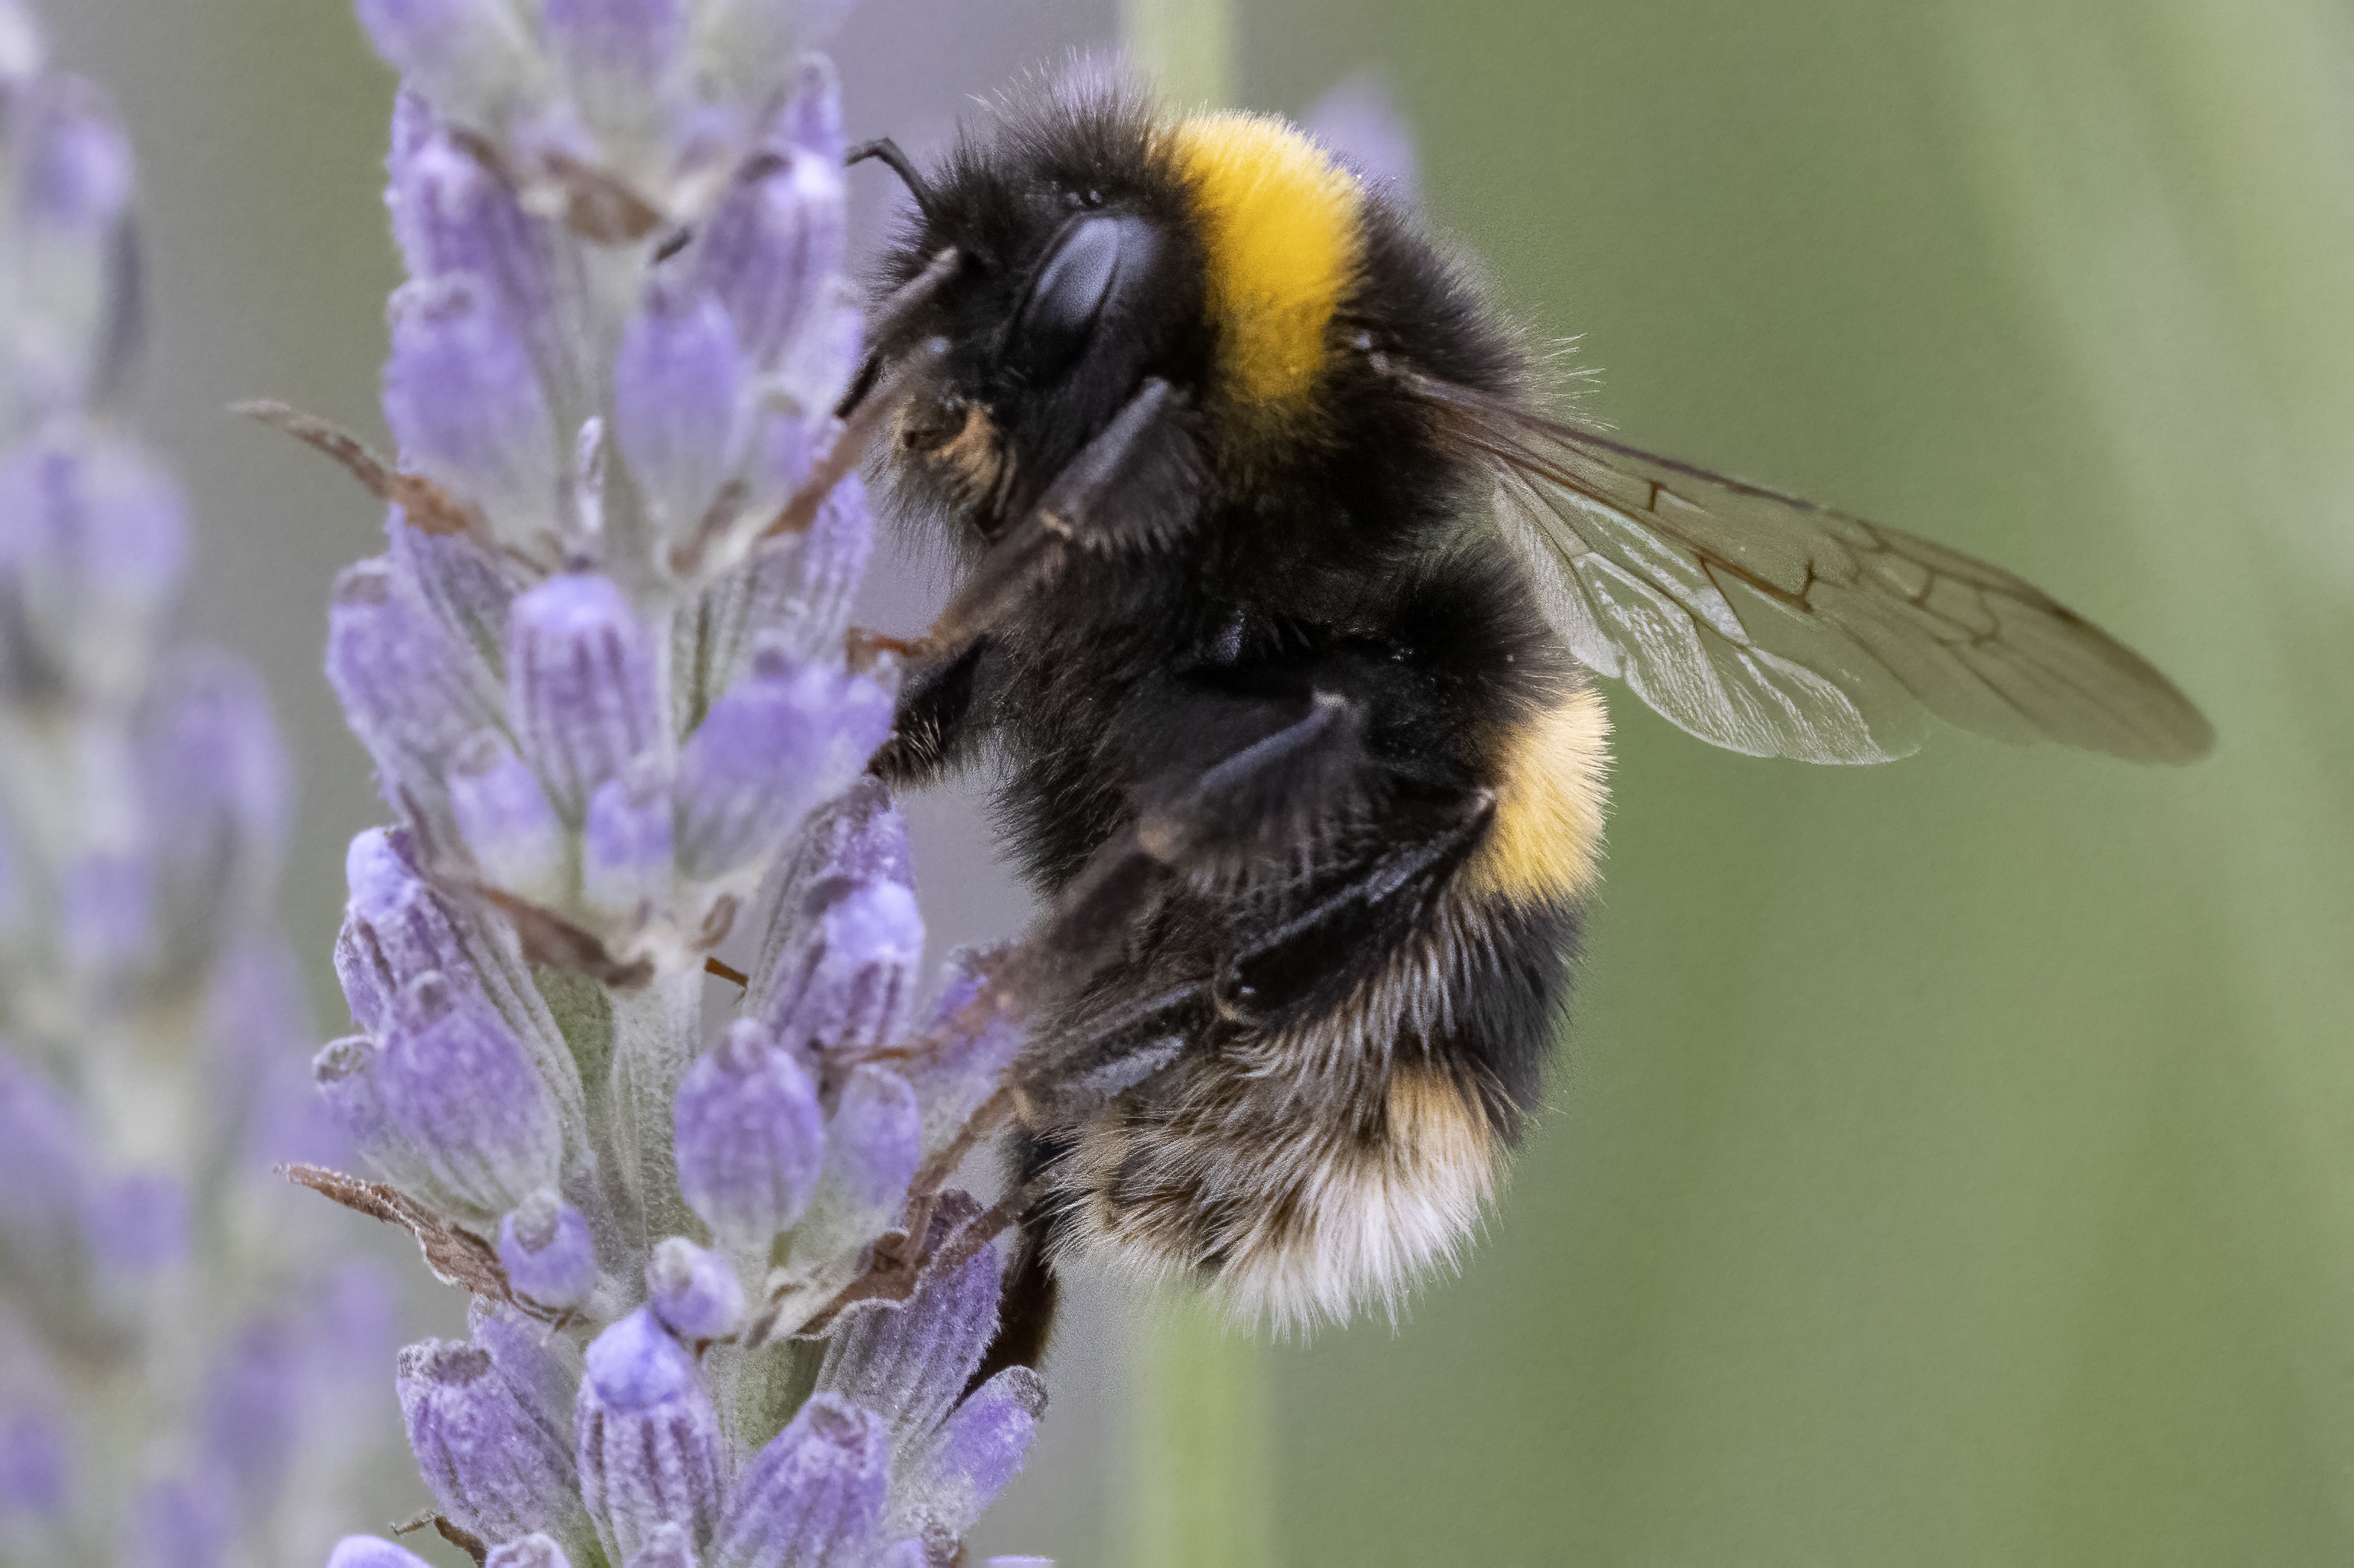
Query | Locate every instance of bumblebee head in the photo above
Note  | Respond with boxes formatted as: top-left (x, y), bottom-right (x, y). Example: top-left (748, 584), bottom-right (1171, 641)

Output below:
top-left (846, 87), bottom-right (1209, 545)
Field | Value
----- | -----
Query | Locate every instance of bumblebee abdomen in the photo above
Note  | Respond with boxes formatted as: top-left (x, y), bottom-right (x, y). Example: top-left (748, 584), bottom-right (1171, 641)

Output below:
top-left (1044, 681), bottom-right (1610, 1331)
top-left (1056, 861), bottom-right (1596, 1331)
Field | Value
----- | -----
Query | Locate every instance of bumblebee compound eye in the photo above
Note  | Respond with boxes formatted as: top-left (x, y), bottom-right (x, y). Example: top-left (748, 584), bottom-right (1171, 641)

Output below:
top-left (1005, 214), bottom-right (1158, 385)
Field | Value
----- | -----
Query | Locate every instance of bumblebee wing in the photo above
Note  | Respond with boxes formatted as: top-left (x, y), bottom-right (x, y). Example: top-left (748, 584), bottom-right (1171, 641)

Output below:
top-left (1411, 375), bottom-right (2213, 766)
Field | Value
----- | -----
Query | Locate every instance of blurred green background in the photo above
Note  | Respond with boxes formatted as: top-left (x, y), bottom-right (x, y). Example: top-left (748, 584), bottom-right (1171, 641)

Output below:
top-left (45, 0), bottom-right (2354, 1562)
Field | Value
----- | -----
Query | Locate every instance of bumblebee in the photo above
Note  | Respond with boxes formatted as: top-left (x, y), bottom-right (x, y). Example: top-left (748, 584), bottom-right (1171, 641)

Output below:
top-left (844, 76), bottom-right (2212, 1356)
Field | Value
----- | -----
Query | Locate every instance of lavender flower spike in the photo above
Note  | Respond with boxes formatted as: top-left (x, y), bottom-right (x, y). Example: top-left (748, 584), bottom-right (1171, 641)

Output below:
top-left (0, 9), bottom-right (401, 1564)
top-left (303, 5), bottom-right (1050, 1564)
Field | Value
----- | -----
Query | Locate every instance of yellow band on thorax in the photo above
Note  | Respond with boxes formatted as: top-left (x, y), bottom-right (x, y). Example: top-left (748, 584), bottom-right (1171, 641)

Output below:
top-left (1167, 112), bottom-right (1362, 411)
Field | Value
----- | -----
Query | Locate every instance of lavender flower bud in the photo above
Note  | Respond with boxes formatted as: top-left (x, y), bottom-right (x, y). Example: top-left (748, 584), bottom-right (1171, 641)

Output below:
top-left (0, 1050), bottom-right (87, 1260)
top-left (140, 653), bottom-right (290, 967)
top-left (614, 280), bottom-right (747, 539)
top-left (674, 649), bottom-right (891, 881)
top-left (468, 1299), bottom-right (585, 1439)
top-left (688, 476), bottom-right (870, 710)
top-left (385, 275), bottom-right (562, 546)
top-left (399, 1337), bottom-right (583, 1546)
top-left (818, 1198), bottom-right (1001, 1451)
top-left (776, 775), bottom-right (912, 902)
top-left (542, 0), bottom-right (690, 156)
top-left (389, 515), bottom-right (514, 669)
top-left (758, 878), bottom-right (921, 1063)
top-left (387, 108), bottom-right (566, 387)
top-left (485, 1534), bottom-right (573, 1568)
top-left (125, 1476), bottom-right (230, 1568)
top-left (58, 852), bottom-right (149, 976)
top-left (0, 427), bottom-right (184, 700)
top-left (326, 560), bottom-right (500, 816)
top-left (4, 71), bottom-right (134, 419)
top-left (82, 1171), bottom-right (187, 1272)
top-left (576, 1309), bottom-right (723, 1564)
top-left (377, 971), bottom-right (564, 1216)
top-left (332, 833), bottom-right (421, 1034)
top-left (449, 731), bottom-right (568, 902)
top-left (646, 1237), bottom-right (742, 1340)
top-left (197, 1320), bottom-right (300, 1517)
top-left (355, 0), bottom-right (544, 136)
top-left (795, 476), bottom-right (870, 653)
top-left (0, 1407), bottom-right (67, 1517)
top-left (903, 949), bottom-right (1024, 1154)
top-left (508, 572), bottom-right (662, 819)
top-left (339, 829), bottom-right (487, 1024)
top-left (582, 759), bottom-right (673, 923)
top-left (711, 1393), bottom-right (889, 1568)
top-left (324, 1541), bottom-right (438, 1568)
top-left (498, 1189), bottom-right (599, 1310)
top-left (625, 1521), bottom-right (696, 1568)
top-left (781, 60), bottom-right (844, 164)
top-left (16, 62), bottom-right (130, 222)
top-left (794, 1064), bottom-right (920, 1261)
top-left (897, 1368), bottom-right (1046, 1550)
top-left (336, 827), bottom-right (587, 1130)
top-left (696, 144), bottom-right (843, 379)
top-left (672, 1019), bottom-right (822, 1250)
top-left (313, 1034), bottom-right (394, 1171)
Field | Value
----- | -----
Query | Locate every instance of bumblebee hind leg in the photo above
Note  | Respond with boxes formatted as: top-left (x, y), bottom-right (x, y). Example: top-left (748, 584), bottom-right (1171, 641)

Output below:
top-left (968, 1126), bottom-right (1073, 1390)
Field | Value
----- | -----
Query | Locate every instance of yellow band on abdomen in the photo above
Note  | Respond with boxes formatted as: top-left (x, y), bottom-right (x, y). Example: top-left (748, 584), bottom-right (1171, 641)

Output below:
top-left (1463, 685), bottom-right (1613, 905)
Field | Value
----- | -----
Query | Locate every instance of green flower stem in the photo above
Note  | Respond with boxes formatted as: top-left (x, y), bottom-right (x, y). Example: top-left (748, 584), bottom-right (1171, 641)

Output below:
top-left (1128, 1297), bottom-right (1274, 1568)
top-left (1115, 14), bottom-right (1272, 1566)
top-left (1124, 0), bottom-right (1231, 110)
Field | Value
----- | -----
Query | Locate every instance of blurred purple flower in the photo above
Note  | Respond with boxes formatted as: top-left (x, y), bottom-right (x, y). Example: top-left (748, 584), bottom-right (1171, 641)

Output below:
top-left (1306, 71), bottom-right (1420, 207)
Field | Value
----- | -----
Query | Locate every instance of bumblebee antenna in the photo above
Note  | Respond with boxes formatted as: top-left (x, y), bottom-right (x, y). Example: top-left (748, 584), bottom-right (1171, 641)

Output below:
top-left (847, 138), bottom-right (944, 225)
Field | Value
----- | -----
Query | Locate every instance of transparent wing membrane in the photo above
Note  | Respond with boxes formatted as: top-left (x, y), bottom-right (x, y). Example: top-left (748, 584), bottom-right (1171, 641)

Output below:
top-left (1417, 377), bottom-right (2215, 766)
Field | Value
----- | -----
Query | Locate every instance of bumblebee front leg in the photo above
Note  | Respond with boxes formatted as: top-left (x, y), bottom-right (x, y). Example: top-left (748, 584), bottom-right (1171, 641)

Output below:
top-left (873, 377), bottom-right (1201, 786)
top-left (916, 378), bottom-right (1200, 663)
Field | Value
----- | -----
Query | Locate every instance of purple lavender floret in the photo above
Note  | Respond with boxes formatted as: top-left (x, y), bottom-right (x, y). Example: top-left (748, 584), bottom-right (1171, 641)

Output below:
top-left (500, 1189), bottom-right (602, 1310)
top-left (401, 1336), bottom-right (591, 1549)
top-left (311, 3), bottom-right (1047, 1562)
top-left (820, 1199), bottom-right (1046, 1552)
top-left (674, 1019), bottom-right (824, 1250)
top-left (323, 1538), bottom-right (438, 1568)
top-left (646, 1235), bottom-right (745, 1339)
top-left (713, 1393), bottom-right (893, 1568)
top-left (576, 1308), bottom-right (724, 1562)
